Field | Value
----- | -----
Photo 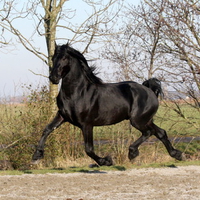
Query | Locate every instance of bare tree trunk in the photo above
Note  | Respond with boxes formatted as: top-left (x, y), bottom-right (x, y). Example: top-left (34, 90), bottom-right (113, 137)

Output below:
top-left (49, 82), bottom-right (58, 113)
top-left (42, 0), bottom-right (61, 112)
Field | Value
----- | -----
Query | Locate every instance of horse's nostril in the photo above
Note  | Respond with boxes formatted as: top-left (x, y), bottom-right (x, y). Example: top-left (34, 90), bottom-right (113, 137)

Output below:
top-left (49, 75), bottom-right (60, 84)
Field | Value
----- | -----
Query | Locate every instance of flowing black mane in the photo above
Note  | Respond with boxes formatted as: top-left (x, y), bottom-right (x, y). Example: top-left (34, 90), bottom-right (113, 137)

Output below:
top-left (60, 44), bottom-right (103, 84)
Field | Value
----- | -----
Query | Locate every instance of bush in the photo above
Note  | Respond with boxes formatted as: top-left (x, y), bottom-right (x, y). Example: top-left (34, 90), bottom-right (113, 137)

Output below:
top-left (0, 85), bottom-right (90, 169)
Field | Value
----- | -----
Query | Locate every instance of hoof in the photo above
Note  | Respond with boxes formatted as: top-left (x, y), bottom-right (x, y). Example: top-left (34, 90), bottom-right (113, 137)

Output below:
top-left (171, 150), bottom-right (184, 161)
top-left (128, 148), bottom-right (139, 161)
top-left (98, 156), bottom-right (113, 166)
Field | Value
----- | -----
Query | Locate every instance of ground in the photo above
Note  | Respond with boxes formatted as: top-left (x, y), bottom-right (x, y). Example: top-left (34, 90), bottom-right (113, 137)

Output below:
top-left (0, 165), bottom-right (200, 200)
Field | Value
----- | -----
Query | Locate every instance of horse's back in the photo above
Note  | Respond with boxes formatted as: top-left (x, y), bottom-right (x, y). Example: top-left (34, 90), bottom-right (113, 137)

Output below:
top-left (100, 81), bottom-right (159, 119)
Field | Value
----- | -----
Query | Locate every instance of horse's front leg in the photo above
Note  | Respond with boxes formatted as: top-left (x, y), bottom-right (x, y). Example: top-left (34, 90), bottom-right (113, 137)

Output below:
top-left (82, 125), bottom-right (113, 166)
top-left (31, 112), bottom-right (64, 164)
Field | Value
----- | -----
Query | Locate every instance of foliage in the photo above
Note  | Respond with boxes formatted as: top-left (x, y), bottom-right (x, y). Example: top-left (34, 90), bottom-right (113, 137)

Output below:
top-left (0, 85), bottom-right (50, 169)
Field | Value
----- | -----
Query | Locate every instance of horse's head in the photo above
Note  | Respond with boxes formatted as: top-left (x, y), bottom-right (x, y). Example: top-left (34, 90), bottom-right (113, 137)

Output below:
top-left (49, 44), bottom-right (71, 84)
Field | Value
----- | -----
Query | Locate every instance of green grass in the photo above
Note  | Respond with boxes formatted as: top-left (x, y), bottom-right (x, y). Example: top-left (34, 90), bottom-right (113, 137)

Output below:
top-left (155, 103), bottom-right (200, 137)
top-left (0, 165), bottom-right (126, 175)
top-left (0, 160), bottom-right (200, 176)
top-left (133, 160), bottom-right (200, 169)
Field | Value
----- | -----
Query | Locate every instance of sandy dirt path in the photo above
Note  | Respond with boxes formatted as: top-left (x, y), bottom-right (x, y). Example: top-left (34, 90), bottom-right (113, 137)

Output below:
top-left (0, 165), bottom-right (200, 200)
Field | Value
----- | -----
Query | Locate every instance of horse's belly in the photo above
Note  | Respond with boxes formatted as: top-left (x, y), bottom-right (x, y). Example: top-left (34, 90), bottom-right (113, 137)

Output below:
top-left (93, 108), bottom-right (129, 126)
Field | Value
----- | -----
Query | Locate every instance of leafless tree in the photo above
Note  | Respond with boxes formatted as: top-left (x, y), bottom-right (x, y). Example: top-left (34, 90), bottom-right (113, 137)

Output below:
top-left (1, 0), bottom-right (122, 111)
top-left (103, 0), bottom-right (199, 97)
top-left (101, 0), bottom-right (200, 135)
top-left (0, 0), bottom-right (13, 48)
top-left (145, 0), bottom-right (200, 93)
top-left (102, 1), bottom-right (174, 83)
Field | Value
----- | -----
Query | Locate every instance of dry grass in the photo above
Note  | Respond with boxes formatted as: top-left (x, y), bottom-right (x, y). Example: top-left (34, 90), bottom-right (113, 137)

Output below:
top-left (0, 92), bottom-right (199, 169)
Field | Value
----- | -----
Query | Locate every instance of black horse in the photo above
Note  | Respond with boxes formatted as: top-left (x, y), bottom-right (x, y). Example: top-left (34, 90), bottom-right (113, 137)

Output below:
top-left (32, 44), bottom-right (184, 166)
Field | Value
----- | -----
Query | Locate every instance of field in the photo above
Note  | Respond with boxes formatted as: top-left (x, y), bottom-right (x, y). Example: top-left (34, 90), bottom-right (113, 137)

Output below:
top-left (0, 96), bottom-right (200, 199)
top-left (0, 164), bottom-right (200, 200)
top-left (0, 95), bottom-right (200, 169)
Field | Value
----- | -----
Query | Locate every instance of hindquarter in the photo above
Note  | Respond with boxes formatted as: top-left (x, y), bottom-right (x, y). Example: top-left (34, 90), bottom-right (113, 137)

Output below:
top-left (129, 84), bottom-right (159, 129)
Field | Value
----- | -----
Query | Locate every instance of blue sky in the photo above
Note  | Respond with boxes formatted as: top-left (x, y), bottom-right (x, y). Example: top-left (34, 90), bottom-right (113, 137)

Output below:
top-left (0, 0), bottom-right (141, 98)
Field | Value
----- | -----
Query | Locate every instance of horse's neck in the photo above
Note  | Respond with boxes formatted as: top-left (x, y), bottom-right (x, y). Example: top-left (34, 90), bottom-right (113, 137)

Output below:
top-left (61, 65), bottom-right (91, 97)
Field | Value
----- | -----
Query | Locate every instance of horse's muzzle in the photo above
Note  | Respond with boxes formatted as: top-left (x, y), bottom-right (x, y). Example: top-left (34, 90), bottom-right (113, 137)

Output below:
top-left (49, 75), bottom-right (60, 84)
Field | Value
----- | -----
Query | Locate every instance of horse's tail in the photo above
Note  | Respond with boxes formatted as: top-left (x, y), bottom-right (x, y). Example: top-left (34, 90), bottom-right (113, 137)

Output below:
top-left (142, 78), bottom-right (163, 98)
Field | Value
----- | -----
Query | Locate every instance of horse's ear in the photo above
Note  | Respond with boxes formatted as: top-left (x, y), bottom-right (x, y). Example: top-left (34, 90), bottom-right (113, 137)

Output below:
top-left (66, 40), bottom-right (70, 47)
top-left (55, 41), bottom-right (57, 48)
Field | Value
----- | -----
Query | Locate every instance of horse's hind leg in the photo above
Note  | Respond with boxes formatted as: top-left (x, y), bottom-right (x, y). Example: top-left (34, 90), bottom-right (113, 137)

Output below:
top-left (151, 123), bottom-right (184, 161)
top-left (128, 120), bottom-right (184, 161)
top-left (31, 112), bottom-right (64, 164)
top-left (128, 128), bottom-right (152, 161)
top-left (82, 125), bottom-right (113, 166)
